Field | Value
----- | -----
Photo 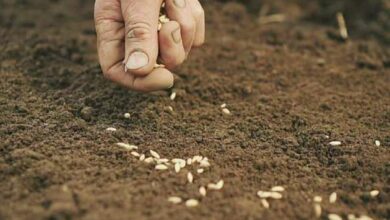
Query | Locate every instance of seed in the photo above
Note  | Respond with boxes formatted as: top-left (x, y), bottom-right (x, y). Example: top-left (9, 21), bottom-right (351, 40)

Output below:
top-left (269, 192), bottom-right (282, 199)
top-left (124, 113), bottom-right (131, 118)
top-left (187, 172), bottom-right (194, 183)
top-left (150, 150), bottom-right (160, 159)
top-left (208, 180), bottom-right (224, 190)
top-left (199, 160), bottom-right (210, 167)
top-left (174, 163), bottom-right (181, 173)
top-left (155, 164), bottom-right (168, 170)
top-left (257, 191), bottom-right (272, 198)
top-left (167, 106), bottom-right (173, 112)
top-left (329, 192), bottom-right (337, 203)
top-left (329, 141), bottom-right (341, 146)
top-left (168, 196), bottom-right (182, 204)
top-left (139, 154), bottom-right (145, 161)
top-left (197, 168), bottom-right (204, 174)
top-left (347, 214), bottom-right (356, 220)
top-left (314, 196), bottom-right (322, 203)
top-left (131, 151), bottom-right (140, 157)
top-left (199, 186), bottom-right (207, 196)
top-left (192, 155), bottom-right (203, 163)
top-left (375, 140), bottom-right (380, 146)
top-left (170, 92), bottom-right (176, 101)
top-left (271, 186), bottom-right (285, 192)
top-left (106, 127), bottom-right (117, 131)
top-left (328, 213), bottom-right (342, 220)
top-left (156, 158), bottom-right (169, 164)
top-left (185, 199), bottom-right (199, 207)
top-left (314, 204), bottom-right (322, 218)
top-left (187, 158), bottom-right (192, 165)
top-left (357, 215), bottom-right (373, 220)
top-left (221, 103), bottom-right (227, 108)
top-left (172, 158), bottom-right (186, 168)
top-left (222, 108), bottom-right (231, 115)
top-left (144, 157), bottom-right (154, 163)
top-left (369, 190), bottom-right (379, 197)
top-left (261, 199), bottom-right (269, 209)
top-left (116, 143), bottom-right (138, 150)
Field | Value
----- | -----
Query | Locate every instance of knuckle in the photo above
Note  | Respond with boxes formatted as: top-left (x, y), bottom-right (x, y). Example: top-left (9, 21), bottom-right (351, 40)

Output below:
top-left (126, 22), bottom-right (153, 41)
top-left (181, 19), bottom-right (196, 34)
top-left (193, 7), bottom-right (204, 19)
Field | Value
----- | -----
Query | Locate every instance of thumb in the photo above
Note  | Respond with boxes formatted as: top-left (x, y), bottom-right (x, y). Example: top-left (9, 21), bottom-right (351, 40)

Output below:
top-left (121, 0), bottom-right (162, 76)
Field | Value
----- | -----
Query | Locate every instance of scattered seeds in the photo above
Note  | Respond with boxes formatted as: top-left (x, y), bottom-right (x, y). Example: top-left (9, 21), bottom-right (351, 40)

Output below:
top-left (150, 150), bottom-right (160, 159)
top-left (139, 154), bottom-right (145, 161)
top-left (369, 190), bottom-right (379, 197)
top-left (155, 164), bottom-right (168, 170)
top-left (261, 199), bottom-right (270, 209)
top-left (170, 91), bottom-right (176, 101)
top-left (329, 192), bottom-right (337, 203)
top-left (271, 186), bottom-right (285, 192)
top-left (106, 127), bottom-right (117, 131)
top-left (208, 180), bottom-right (224, 190)
top-left (314, 203), bottom-right (322, 218)
top-left (222, 108), bottom-right (231, 115)
top-left (174, 163), bottom-right (181, 173)
top-left (220, 103), bottom-right (227, 108)
top-left (314, 196), bottom-right (322, 203)
top-left (197, 168), bottom-right (204, 174)
top-left (131, 151), bottom-right (140, 157)
top-left (168, 196), bottom-right (182, 204)
top-left (124, 113), bottom-right (131, 118)
top-left (328, 213), bottom-right (343, 220)
top-left (144, 157), bottom-right (154, 163)
top-left (187, 172), bottom-right (194, 183)
top-left (329, 141), bottom-right (341, 146)
top-left (116, 143), bottom-right (138, 150)
top-left (375, 140), bottom-right (380, 146)
top-left (185, 199), bottom-right (199, 207)
top-left (199, 186), bottom-right (207, 197)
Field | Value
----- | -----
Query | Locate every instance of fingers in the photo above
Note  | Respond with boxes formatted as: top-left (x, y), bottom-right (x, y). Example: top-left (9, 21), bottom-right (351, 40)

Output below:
top-left (165, 0), bottom-right (196, 55)
top-left (159, 21), bottom-right (186, 70)
top-left (187, 0), bottom-right (205, 46)
top-left (121, 0), bottom-right (162, 76)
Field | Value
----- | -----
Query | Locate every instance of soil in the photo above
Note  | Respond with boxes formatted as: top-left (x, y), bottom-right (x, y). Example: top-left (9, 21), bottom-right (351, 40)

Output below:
top-left (0, 0), bottom-right (389, 220)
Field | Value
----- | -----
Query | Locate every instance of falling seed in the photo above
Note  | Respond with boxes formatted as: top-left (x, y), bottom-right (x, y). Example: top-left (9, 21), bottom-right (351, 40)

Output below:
top-left (220, 103), bottom-right (227, 108)
top-left (208, 180), bottom-right (224, 190)
top-left (329, 141), bottom-right (341, 146)
top-left (328, 213), bottom-right (343, 220)
top-left (187, 158), bottom-right (192, 165)
top-left (116, 143), bottom-right (138, 150)
top-left (199, 186), bottom-right (207, 197)
top-left (106, 127), bottom-right (117, 131)
top-left (131, 151), bottom-right (140, 157)
top-left (257, 191), bottom-right (272, 198)
top-left (271, 186), bottom-right (285, 192)
top-left (375, 140), bottom-right (380, 146)
top-left (314, 203), bottom-right (322, 218)
top-left (261, 199), bottom-right (270, 209)
top-left (187, 172), bottom-right (194, 183)
top-left (369, 190), bottom-right (379, 197)
top-left (150, 150), bottom-right (160, 159)
top-left (155, 164), bottom-right (168, 170)
top-left (174, 163), bottom-right (181, 173)
top-left (144, 157), bottom-right (154, 163)
top-left (314, 196), bottom-right (322, 203)
top-left (170, 92), bottom-right (176, 101)
top-left (124, 113), bottom-right (131, 118)
top-left (168, 196), bottom-right (182, 204)
top-left (329, 192), bottom-right (337, 203)
top-left (222, 108), bottom-right (231, 115)
top-left (185, 199), bottom-right (199, 207)
top-left (336, 12), bottom-right (348, 40)
top-left (197, 168), bottom-right (204, 174)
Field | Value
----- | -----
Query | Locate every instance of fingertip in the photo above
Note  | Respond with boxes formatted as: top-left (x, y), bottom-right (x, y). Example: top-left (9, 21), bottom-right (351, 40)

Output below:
top-left (133, 68), bottom-right (174, 92)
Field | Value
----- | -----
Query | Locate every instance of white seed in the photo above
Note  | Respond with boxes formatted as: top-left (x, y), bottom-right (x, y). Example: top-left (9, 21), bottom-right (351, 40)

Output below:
top-left (187, 158), bottom-right (192, 165)
top-left (208, 180), bottom-right (224, 190)
top-left (269, 192), bottom-right (282, 199)
top-left (220, 103), bottom-right (227, 108)
top-left (329, 192), bottom-right (337, 203)
top-left (192, 155), bottom-right (203, 163)
top-left (314, 203), bottom-right (322, 218)
top-left (271, 186), bottom-right (285, 192)
top-left (187, 172), bottom-right (194, 183)
top-left (314, 196), bottom-right (322, 203)
top-left (174, 163), bottom-right (181, 173)
top-left (199, 186), bottom-right (207, 196)
top-left (116, 143), bottom-right (138, 150)
top-left (106, 127), bottom-right (117, 131)
top-left (257, 191), bottom-right (272, 198)
top-left (261, 199), bottom-right (269, 209)
top-left (199, 160), bottom-right (210, 167)
top-left (222, 108), bottom-right (231, 115)
top-left (168, 196), bottom-right (182, 204)
top-left (369, 190), bottom-right (379, 197)
top-left (155, 164), bottom-right (168, 170)
top-left (170, 92), bottom-right (176, 101)
top-left (167, 106), bottom-right (173, 112)
top-left (144, 157), bottom-right (154, 163)
top-left (357, 215), bottom-right (373, 220)
top-left (185, 199), bottom-right (199, 207)
top-left (347, 214), bottom-right (356, 220)
top-left (197, 168), bottom-right (204, 174)
top-left (139, 154), bottom-right (145, 161)
top-left (124, 113), bottom-right (131, 118)
top-left (375, 140), bottom-right (380, 146)
top-left (329, 141), bottom-right (341, 146)
top-left (150, 150), bottom-right (160, 159)
top-left (156, 158), bottom-right (169, 164)
top-left (328, 213), bottom-right (342, 220)
top-left (131, 151), bottom-right (140, 157)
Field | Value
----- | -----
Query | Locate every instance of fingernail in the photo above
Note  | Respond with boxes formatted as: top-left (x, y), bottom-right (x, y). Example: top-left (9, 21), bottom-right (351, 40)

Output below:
top-left (171, 28), bottom-right (181, 44)
top-left (126, 51), bottom-right (149, 70)
top-left (173, 0), bottom-right (186, 8)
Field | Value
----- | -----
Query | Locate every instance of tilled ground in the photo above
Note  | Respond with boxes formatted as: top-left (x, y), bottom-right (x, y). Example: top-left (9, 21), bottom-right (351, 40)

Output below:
top-left (0, 0), bottom-right (389, 220)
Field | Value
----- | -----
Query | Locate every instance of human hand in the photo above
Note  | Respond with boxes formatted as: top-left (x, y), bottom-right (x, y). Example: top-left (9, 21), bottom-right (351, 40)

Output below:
top-left (94, 0), bottom-right (205, 92)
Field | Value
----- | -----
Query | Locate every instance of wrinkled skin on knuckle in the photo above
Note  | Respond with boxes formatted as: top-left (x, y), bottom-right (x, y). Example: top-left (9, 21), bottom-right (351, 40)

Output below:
top-left (181, 19), bottom-right (196, 36)
top-left (193, 7), bottom-right (204, 20)
top-left (126, 23), bottom-right (152, 42)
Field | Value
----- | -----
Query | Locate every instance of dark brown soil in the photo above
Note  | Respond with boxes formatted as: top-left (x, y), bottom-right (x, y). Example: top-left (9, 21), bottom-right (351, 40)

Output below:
top-left (0, 0), bottom-right (389, 220)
